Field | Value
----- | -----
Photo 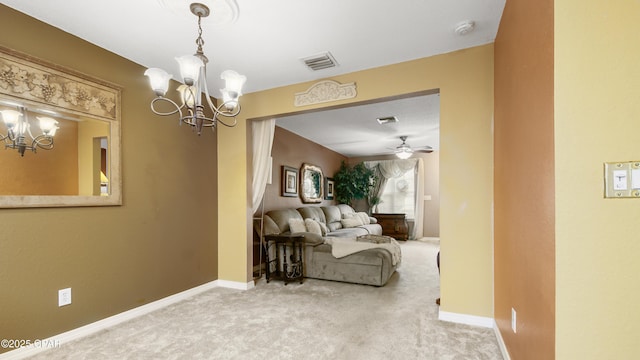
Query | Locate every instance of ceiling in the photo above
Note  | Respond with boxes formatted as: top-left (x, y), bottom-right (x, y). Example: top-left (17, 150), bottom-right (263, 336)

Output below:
top-left (2, 0), bottom-right (505, 157)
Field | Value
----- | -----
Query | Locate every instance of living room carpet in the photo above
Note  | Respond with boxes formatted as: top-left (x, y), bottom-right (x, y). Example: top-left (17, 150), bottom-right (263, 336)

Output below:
top-left (27, 239), bottom-right (503, 360)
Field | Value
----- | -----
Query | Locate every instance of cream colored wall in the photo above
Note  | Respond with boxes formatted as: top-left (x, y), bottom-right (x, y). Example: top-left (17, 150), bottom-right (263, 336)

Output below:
top-left (555, 1), bottom-right (640, 358)
top-left (219, 44), bottom-right (494, 317)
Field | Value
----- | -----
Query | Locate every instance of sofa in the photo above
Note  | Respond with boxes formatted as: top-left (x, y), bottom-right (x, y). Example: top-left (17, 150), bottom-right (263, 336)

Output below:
top-left (262, 204), bottom-right (400, 286)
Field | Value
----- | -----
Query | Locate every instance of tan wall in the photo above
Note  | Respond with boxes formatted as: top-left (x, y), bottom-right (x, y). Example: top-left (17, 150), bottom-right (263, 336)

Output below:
top-left (0, 6), bottom-right (218, 349)
top-left (494, 0), bottom-right (555, 358)
top-left (219, 44), bottom-right (494, 317)
top-left (0, 118), bottom-right (79, 195)
top-left (262, 126), bottom-right (345, 212)
top-left (555, 1), bottom-right (640, 359)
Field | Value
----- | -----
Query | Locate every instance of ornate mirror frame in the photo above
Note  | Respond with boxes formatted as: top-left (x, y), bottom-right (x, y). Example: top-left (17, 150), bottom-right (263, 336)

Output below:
top-left (0, 46), bottom-right (122, 208)
top-left (300, 163), bottom-right (324, 204)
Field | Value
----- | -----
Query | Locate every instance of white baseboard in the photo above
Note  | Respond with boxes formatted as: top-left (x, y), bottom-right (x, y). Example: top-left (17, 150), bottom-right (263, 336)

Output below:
top-left (0, 279), bottom-right (252, 360)
top-left (438, 310), bottom-right (495, 328)
top-left (216, 279), bottom-right (255, 290)
top-left (493, 320), bottom-right (511, 360)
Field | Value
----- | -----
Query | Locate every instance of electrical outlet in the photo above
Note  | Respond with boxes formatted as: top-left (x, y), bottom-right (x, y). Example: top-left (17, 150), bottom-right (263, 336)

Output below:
top-left (511, 308), bottom-right (517, 333)
top-left (58, 288), bottom-right (72, 307)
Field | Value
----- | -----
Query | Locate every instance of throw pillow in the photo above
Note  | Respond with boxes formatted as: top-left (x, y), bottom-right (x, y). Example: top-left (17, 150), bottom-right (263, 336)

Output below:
top-left (318, 221), bottom-right (329, 236)
top-left (356, 212), bottom-right (371, 225)
top-left (289, 218), bottom-right (306, 233)
top-left (341, 217), bottom-right (363, 228)
top-left (342, 212), bottom-right (364, 225)
top-left (304, 218), bottom-right (322, 236)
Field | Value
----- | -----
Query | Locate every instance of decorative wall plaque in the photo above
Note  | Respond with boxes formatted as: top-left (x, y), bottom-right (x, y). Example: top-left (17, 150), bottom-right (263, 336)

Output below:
top-left (294, 80), bottom-right (357, 107)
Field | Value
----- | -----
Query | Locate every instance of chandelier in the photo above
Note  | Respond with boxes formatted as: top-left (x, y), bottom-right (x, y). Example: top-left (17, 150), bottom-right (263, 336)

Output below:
top-left (144, 2), bottom-right (246, 135)
top-left (0, 106), bottom-right (59, 157)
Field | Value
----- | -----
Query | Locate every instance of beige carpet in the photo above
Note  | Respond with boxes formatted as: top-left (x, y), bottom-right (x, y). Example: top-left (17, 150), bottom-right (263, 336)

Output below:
top-left (28, 239), bottom-right (503, 359)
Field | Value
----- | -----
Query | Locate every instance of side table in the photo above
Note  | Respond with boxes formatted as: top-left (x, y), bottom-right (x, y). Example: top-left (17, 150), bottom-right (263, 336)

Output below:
top-left (372, 213), bottom-right (409, 240)
top-left (264, 234), bottom-right (305, 285)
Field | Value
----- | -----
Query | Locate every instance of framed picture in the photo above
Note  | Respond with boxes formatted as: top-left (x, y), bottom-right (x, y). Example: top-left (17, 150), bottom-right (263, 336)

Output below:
top-left (325, 177), bottom-right (335, 200)
top-left (281, 166), bottom-right (298, 197)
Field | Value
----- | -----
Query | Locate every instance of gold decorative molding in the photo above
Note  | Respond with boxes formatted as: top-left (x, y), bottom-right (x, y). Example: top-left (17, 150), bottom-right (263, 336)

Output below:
top-left (0, 47), bottom-right (118, 121)
top-left (294, 80), bottom-right (357, 107)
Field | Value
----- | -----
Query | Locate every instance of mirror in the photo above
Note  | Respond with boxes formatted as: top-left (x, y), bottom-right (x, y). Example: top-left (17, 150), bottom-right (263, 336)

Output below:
top-left (0, 46), bottom-right (121, 208)
top-left (300, 163), bottom-right (323, 203)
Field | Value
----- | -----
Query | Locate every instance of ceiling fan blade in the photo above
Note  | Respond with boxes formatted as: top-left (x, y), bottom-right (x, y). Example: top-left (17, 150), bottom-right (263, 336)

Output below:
top-left (415, 149), bottom-right (433, 153)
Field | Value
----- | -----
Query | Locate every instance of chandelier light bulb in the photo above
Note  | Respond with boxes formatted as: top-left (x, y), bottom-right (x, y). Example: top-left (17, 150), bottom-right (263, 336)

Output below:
top-left (220, 70), bottom-right (246, 98)
top-left (144, 68), bottom-right (172, 96)
top-left (37, 116), bottom-right (59, 136)
top-left (177, 84), bottom-right (198, 107)
top-left (175, 55), bottom-right (204, 86)
top-left (0, 109), bottom-right (22, 129)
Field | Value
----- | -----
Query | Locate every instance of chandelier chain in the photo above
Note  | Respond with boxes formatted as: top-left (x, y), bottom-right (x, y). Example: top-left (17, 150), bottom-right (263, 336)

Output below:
top-left (195, 15), bottom-right (205, 55)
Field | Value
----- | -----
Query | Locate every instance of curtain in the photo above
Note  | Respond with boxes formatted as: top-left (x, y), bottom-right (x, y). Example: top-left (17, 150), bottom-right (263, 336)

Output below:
top-left (251, 118), bottom-right (276, 214)
top-left (413, 158), bottom-right (425, 239)
top-left (369, 164), bottom-right (388, 213)
top-left (365, 159), bottom-right (423, 238)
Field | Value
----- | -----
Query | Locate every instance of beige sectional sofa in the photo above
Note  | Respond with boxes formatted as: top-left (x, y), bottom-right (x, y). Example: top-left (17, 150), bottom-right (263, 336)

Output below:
top-left (262, 204), bottom-right (400, 286)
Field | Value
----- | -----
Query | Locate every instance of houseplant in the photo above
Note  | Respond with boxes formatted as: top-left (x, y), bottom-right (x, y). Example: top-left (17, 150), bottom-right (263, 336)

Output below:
top-left (333, 161), bottom-right (376, 207)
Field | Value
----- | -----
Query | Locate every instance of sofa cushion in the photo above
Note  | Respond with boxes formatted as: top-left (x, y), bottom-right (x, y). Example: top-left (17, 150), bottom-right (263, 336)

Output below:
top-left (263, 215), bottom-right (281, 235)
top-left (304, 218), bottom-right (323, 236)
top-left (321, 206), bottom-right (343, 231)
top-left (327, 227), bottom-right (370, 238)
top-left (289, 218), bottom-right (306, 233)
top-left (297, 207), bottom-right (327, 224)
top-left (341, 217), bottom-right (363, 228)
top-left (356, 212), bottom-right (371, 225)
top-left (265, 208), bottom-right (304, 233)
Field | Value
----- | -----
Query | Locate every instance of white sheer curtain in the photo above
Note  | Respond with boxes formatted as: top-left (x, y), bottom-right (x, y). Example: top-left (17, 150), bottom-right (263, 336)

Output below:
top-left (413, 158), bottom-right (425, 239)
top-left (365, 159), bottom-right (423, 239)
top-left (251, 119), bottom-right (276, 214)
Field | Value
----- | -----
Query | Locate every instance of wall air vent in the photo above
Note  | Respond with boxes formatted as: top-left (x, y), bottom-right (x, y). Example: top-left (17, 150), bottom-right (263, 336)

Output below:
top-left (376, 116), bottom-right (399, 125)
top-left (302, 52), bottom-right (338, 71)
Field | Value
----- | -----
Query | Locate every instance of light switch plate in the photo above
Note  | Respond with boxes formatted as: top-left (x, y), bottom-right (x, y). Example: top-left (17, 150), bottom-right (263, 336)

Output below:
top-left (604, 161), bottom-right (640, 198)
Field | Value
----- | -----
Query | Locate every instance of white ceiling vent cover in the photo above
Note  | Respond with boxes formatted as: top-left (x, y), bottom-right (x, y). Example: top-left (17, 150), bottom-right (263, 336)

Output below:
top-left (302, 52), bottom-right (338, 71)
top-left (376, 116), bottom-right (399, 125)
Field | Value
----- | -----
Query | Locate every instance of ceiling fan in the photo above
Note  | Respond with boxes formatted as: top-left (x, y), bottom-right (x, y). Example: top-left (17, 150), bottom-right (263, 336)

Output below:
top-left (390, 136), bottom-right (433, 159)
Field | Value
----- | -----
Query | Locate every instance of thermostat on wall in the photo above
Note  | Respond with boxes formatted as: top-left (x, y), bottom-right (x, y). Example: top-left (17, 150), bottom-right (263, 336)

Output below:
top-left (604, 161), bottom-right (640, 198)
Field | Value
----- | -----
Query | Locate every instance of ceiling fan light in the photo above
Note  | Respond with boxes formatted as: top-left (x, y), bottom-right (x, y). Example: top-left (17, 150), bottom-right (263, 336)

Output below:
top-left (396, 148), bottom-right (413, 159)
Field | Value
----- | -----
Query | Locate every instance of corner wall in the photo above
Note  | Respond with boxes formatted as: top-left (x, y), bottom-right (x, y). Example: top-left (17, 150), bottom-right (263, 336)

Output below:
top-left (0, 6), bottom-right (219, 350)
top-left (494, 0), bottom-right (555, 358)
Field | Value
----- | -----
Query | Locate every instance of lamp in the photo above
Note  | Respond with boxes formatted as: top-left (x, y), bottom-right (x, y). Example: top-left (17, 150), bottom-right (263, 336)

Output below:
top-left (0, 106), bottom-right (59, 156)
top-left (144, 2), bottom-right (246, 135)
top-left (395, 147), bottom-right (413, 160)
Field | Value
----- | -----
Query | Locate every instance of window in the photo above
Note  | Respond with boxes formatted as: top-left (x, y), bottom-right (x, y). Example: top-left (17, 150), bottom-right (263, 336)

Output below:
top-left (377, 169), bottom-right (416, 219)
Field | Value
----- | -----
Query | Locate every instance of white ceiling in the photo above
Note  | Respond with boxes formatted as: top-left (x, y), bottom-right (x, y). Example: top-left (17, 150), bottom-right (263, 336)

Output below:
top-left (276, 93), bottom-right (440, 157)
top-left (2, 0), bottom-right (505, 157)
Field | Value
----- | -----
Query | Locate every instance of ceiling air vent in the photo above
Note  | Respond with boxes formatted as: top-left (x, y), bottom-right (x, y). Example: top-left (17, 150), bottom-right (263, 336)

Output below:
top-left (376, 116), bottom-right (399, 125)
top-left (302, 52), bottom-right (338, 71)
